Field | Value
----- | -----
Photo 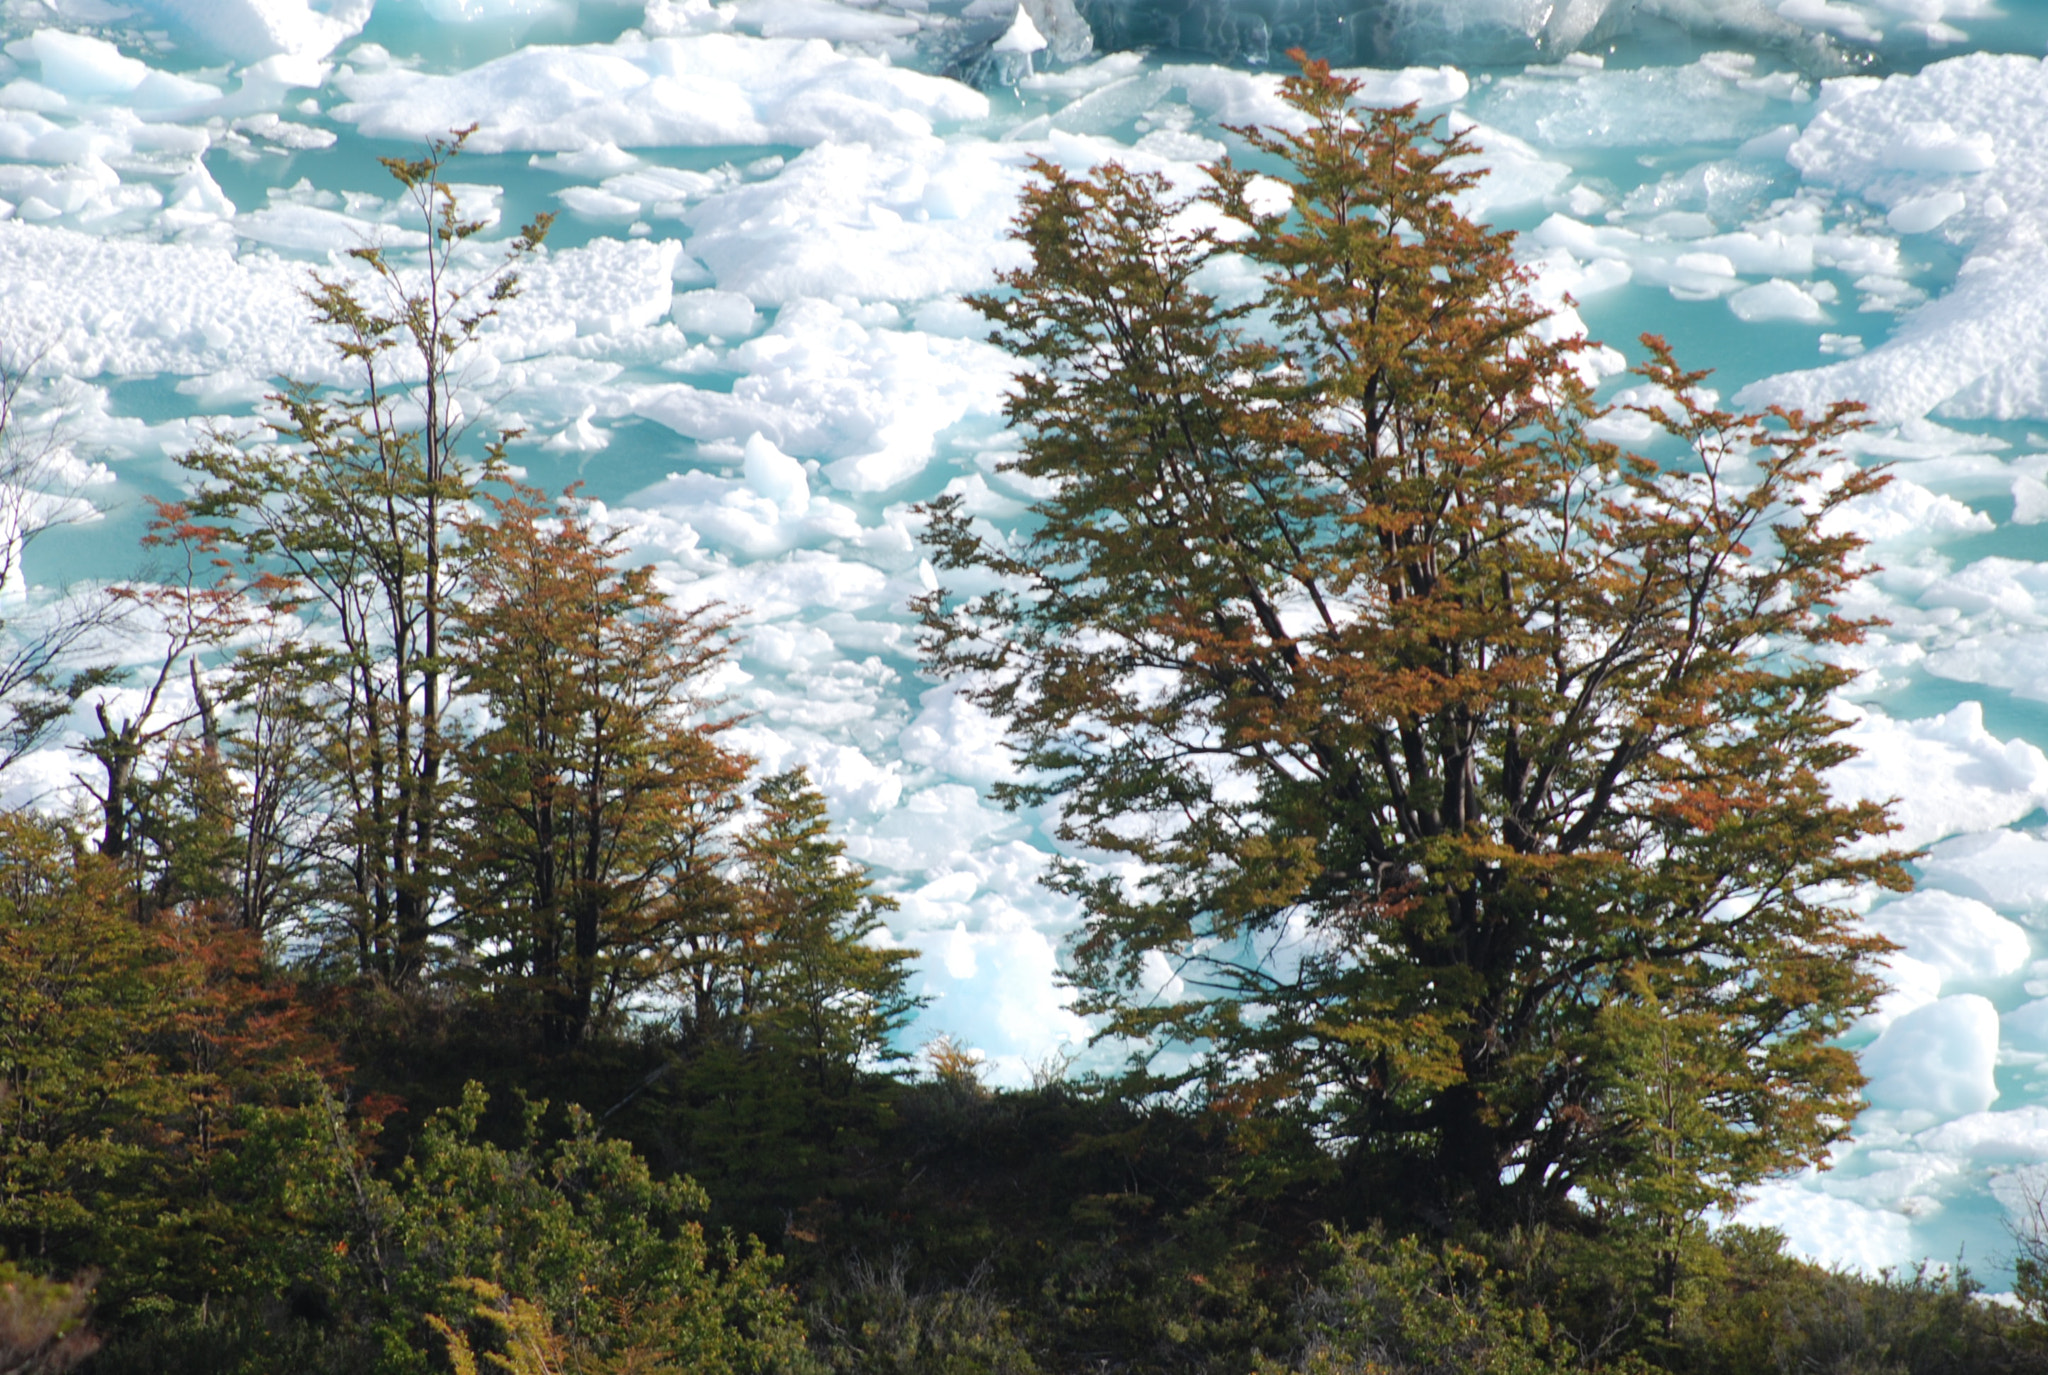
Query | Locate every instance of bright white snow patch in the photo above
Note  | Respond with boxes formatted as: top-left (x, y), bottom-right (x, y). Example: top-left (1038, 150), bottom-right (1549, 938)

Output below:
top-left (1861, 995), bottom-right (2001, 1118)
top-left (1745, 54), bottom-right (2048, 422)
top-left (331, 33), bottom-right (988, 153)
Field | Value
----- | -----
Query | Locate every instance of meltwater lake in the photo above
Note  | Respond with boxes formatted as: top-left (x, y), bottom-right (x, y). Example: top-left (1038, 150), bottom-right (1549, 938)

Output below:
top-left (6, 0), bottom-right (2048, 1284)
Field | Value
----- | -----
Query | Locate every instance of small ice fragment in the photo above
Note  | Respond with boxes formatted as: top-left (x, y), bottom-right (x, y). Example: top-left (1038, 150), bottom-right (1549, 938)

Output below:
top-left (1888, 190), bottom-right (1966, 234)
top-left (1728, 278), bottom-right (1827, 323)
top-left (743, 431), bottom-right (810, 516)
top-left (990, 6), bottom-right (1046, 84)
top-left (991, 6), bottom-right (1047, 54)
top-left (669, 289), bottom-right (758, 340)
top-left (542, 405), bottom-right (608, 454)
top-left (556, 186), bottom-right (641, 220)
top-left (1560, 184), bottom-right (1605, 217)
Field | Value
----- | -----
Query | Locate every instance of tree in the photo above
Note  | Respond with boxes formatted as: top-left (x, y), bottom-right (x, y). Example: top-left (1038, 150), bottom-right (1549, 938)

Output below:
top-left (73, 506), bottom-right (259, 913)
top-left (734, 768), bottom-right (920, 1097)
top-left (0, 352), bottom-right (119, 780)
top-left (0, 813), bottom-right (341, 1317)
top-left (449, 489), bottom-right (747, 1049)
top-left (179, 130), bottom-right (551, 984)
top-left (343, 1083), bottom-right (809, 1374)
top-left (917, 59), bottom-right (1903, 1226)
top-left (210, 630), bottom-right (335, 939)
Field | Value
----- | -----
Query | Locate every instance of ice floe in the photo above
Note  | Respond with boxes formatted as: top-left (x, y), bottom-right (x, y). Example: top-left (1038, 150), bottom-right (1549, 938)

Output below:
top-left (331, 32), bottom-right (989, 152)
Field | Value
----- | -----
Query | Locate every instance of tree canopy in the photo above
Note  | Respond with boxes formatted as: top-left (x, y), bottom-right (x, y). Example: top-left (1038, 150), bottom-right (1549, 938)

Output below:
top-left (918, 58), bottom-right (1905, 1226)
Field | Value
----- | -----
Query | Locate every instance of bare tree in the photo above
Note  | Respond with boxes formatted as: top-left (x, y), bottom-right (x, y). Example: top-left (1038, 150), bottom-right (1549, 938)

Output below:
top-left (2006, 1164), bottom-right (2048, 1320)
top-left (0, 348), bottom-right (118, 779)
top-left (178, 131), bottom-right (553, 982)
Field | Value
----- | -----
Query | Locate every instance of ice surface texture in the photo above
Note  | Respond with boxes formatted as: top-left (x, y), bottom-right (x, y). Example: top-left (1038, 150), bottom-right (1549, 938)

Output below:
top-left (1744, 55), bottom-right (2048, 423)
top-left (332, 33), bottom-right (989, 151)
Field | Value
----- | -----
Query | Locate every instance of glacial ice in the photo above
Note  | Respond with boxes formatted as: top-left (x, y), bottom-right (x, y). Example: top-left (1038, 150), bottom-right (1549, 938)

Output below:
top-left (1862, 995), bottom-right (2000, 1118)
top-left (330, 33), bottom-right (990, 152)
top-left (1742, 54), bottom-right (2048, 423)
top-left (1861, 890), bottom-right (2031, 990)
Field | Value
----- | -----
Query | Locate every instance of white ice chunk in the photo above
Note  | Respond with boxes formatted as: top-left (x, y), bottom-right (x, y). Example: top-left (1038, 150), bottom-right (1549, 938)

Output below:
top-left (635, 298), bottom-right (1013, 493)
top-left (1860, 951), bottom-right (1943, 1034)
top-left (0, 219), bottom-right (329, 381)
top-left (541, 405), bottom-right (608, 454)
top-left (1888, 189), bottom-right (1967, 234)
top-left (143, 0), bottom-right (374, 62)
top-left (1821, 472), bottom-right (1989, 544)
top-left (1862, 890), bottom-right (2031, 989)
top-left (899, 681), bottom-right (1018, 785)
top-left (669, 288), bottom-right (759, 339)
top-left (1747, 54), bottom-right (2048, 423)
top-left (2013, 475), bottom-right (2048, 524)
top-left (624, 466), bottom-right (861, 557)
top-left (1917, 1106), bottom-right (2048, 1164)
top-left (991, 6), bottom-right (1047, 54)
top-left (9, 31), bottom-right (147, 100)
top-left (235, 203), bottom-right (425, 253)
top-left (1729, 278), bottom-right (1828, 323)
top-left (333, 32), bottom-right (988, 153)
top-left (1920, 830), bottom-right (2048, 923)
top-left (1738, 1178), bottom-right (1916, 1274)
top-left (1861, 994), bottom-right (2000, 1118)
top-left (906, 920), bottom-right (1090, 1086)
top-left (497, 235), bottom-right (684, 342)
top-left (1829, 702), bottom-right (2048, 850)
top-left (684, 138), bottom-right (1029, 304)
top-left (1479, 56), bottom-right (1805, 152)
top-left (741, 431), bottom-right (810, 516)
top-left (727, 722), bottom-right (905, 816)
top-left (1445, 116), bottom-right (1570, 220)
top-left (555, 186), bottom-right (642, 220)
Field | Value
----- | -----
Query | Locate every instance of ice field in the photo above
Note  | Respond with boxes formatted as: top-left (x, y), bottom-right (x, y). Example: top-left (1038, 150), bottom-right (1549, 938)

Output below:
top-left (8, 0), bottom-right (2048, 1282)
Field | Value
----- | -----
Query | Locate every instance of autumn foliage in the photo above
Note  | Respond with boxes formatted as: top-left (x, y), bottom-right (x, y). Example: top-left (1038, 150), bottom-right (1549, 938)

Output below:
top-left (919, 58), bottom-right (1905, 1234)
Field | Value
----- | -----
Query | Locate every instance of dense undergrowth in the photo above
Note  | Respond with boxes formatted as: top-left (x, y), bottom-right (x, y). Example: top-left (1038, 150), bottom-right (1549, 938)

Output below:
top-left (10, 979), bottom-right (2045, 1375)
